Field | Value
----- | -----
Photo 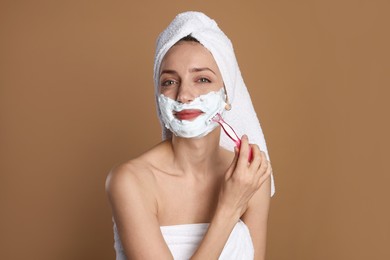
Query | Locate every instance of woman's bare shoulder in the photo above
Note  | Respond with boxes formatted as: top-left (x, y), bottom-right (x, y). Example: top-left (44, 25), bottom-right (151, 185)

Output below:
top-left (106, 158), bottom-right (151, 192)
top-left (106, 159), bottom-right (150, 186)
top-left (105, 159), bottom-right (160, 219)
top-left (105, 140), bottom-right (171, 197)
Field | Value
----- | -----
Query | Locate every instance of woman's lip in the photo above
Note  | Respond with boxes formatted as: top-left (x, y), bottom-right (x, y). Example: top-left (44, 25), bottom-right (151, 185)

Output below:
top-left (174, 109), bottom-right (204, 120)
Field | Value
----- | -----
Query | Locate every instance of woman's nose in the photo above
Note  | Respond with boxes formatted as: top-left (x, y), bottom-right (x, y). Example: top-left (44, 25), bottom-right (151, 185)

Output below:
top-left (176, 82), bottom-right (195, 104)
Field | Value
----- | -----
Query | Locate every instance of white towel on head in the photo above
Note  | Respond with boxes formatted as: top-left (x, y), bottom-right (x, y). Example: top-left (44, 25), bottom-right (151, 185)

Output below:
top-left (153, 11), bottom-right (275, 197)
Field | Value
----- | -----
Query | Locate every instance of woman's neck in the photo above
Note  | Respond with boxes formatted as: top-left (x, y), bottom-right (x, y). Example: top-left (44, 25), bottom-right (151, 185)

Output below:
top-left (169, 128), bottom-right (222, 178)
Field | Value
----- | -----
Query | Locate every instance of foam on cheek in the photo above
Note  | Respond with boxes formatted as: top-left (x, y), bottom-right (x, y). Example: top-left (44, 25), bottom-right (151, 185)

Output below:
top-left (158, 88), bottom-right (227, 138)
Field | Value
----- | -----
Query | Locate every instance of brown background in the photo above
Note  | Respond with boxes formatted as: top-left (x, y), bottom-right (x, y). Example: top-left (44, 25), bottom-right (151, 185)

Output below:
top-left (1, 0), bottom-right (389, 259)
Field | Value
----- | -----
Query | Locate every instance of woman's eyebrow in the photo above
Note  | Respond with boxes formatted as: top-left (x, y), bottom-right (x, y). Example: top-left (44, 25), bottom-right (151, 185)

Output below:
top-left (160, 69), bottom-right (178, 76)
top-left (189, 67), bottom-right (216, 75)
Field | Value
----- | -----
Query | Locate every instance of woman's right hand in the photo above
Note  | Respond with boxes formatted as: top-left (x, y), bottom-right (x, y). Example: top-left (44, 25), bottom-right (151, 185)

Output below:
top-left (217, 135), bottom-right (272, 219)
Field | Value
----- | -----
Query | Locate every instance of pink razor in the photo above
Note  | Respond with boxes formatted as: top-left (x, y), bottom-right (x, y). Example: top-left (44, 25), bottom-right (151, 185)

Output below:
top-left (212, 113), bottom-right (253, 161)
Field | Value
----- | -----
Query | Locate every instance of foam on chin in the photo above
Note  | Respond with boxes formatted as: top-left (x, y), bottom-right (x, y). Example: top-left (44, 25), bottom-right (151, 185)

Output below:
top-left (158, 88), bottom-right (226, 138)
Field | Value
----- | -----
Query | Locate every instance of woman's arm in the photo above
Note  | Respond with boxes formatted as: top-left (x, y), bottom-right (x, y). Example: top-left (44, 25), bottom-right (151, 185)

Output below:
top-left (106, 163), bottom-right (174, 260)
top-left (190, 136), bottom-right (272, 259)
top-left (241, 173), bottom-right (272, 260)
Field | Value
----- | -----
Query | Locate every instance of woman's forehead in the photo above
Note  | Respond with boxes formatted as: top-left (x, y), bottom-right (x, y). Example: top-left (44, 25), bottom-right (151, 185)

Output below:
top-left (160, 41), bottom-right (220, 71)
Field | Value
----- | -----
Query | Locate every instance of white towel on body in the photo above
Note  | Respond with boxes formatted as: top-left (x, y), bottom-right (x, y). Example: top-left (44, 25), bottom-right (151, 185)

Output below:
top-left (154, 11), bottom-right (275, 196)
top-left (113, 219), bottom-right (254, 260)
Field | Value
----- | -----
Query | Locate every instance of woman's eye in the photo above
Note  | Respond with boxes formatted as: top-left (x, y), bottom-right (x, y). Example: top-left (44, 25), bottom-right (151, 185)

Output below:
top-left (161, 80), bottom-right (177, 87)
top-left (198, 77), bottom-right (211, 83)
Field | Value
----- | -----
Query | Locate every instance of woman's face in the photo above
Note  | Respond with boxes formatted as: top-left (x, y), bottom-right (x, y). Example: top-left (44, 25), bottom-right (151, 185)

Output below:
top-left (157, 41), bottom-right (227, 138)
top-left (159, 41), bottom-right (224, 102)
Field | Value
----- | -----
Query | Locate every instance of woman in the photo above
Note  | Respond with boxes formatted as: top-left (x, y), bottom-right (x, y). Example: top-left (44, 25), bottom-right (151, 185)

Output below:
top-left (106, 11), bottom-right (276, 260)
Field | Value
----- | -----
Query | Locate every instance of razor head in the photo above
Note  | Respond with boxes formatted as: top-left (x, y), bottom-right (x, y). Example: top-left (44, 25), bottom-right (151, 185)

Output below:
top-left (210, 113), bottom-right (223, 123)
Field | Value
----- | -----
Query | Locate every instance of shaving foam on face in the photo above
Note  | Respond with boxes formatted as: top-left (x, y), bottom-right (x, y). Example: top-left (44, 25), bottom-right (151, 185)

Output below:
top-left (158, 88), bottom-right (227, 138)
